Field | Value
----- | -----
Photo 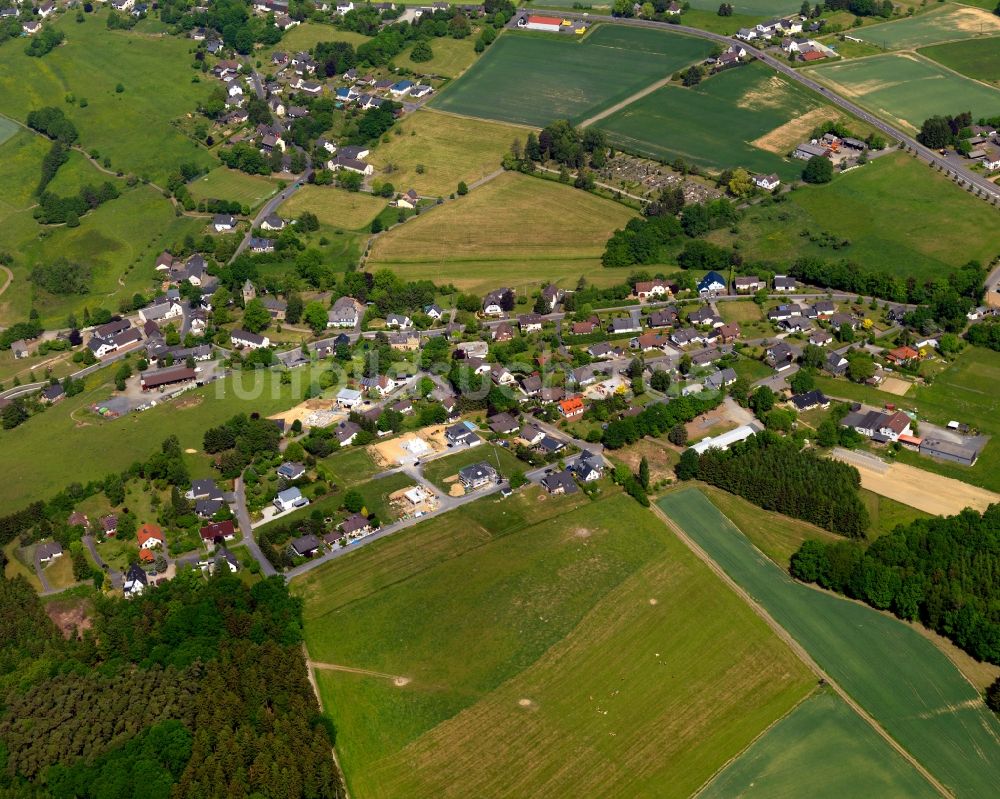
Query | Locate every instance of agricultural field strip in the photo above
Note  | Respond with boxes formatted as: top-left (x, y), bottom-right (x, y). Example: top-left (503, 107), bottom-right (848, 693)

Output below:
top-left (658, 489), bottom-right (1000, 799)
top-left (649, 499), bottom-right (950, 799)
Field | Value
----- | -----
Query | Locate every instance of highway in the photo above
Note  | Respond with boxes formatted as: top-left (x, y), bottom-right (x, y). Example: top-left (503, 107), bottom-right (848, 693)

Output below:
top-left (552, 12), bottom-right (1000, 204)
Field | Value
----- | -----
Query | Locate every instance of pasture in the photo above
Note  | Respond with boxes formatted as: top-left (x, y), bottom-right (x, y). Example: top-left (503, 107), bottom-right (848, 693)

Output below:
top-left (700, 689), bottom-right (940, 799)
top-left (367, 171), bottom-right (636, 294)
top-left (296, 493), bottom-right (813, 799)
top-left (805, 53), bottom-right (1000, 132)
top-left (396, 36), bottom-right (479, 78)
top-left (659, 489), bottom-right (1000, 799)
top-left (919, 36), bottom-right (1000, 86)
top-left (278, 185), bottom-right (386, 230)
top-left (187, 167), bottom-right (280, 209)
top-left (706, 153), bottom-right (1000, 283)
top-left (0, 367), bottom-right (303, 511)
top-left (431, 26), bottom-right (715, 127)
top-left (856, 4), bottom-right (1000, 49)
top-left (368, 110), bottom-right (523, 197)
top-left (597, 62), bottom-right (841, 181)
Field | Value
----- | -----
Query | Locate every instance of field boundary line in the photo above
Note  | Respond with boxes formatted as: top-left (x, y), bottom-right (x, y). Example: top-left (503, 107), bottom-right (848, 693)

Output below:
top-left (690, 686), bottom-right (819, 799)
top-left (650, 501), bottom-right (954, 799)
top-left (0, 265), bottom-right (12, 300)
top-left (578, 74), bottom-right (676, 128)
top-left (419, 105), bottom-right (538, 132)
top-left (905, 47), bottom-right (1000, 93)
top-left (302, 647), bottom-right (353, 799)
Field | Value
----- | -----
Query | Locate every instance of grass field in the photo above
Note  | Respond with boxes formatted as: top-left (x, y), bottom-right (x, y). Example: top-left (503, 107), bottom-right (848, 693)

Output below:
top-left (45, 149), bottom-right (115, 197)
top-left (420, 441), bottom-right (523, 490)
top-left (431, 26), bottom-right (715, 127)
top-left (264, 22), bottom-right (369, 57)
top-left (0, 367), bottom-right (304, 511)
top-left (598, 62), bottom-right (845, 181)
top-left (278, 185), bottom-right (386, 230)
top-left (187, 167), bottom-right (280, 208)
top-left (700, 688), bottom-right (940, 799)
top-left (0, 10), bottom-right (216, 184)
top-left (706, 153), bottom-right (1000, 283)
top-left (856, 4), bottom-right (1000, 49)
top-left (919, 36), bottom-right (1000, 86)
top-left (683, 0), bottom-right (801, 14)
top-left (368, 110), bottom-right (523, 197)
top-left (859, 487), bottom-right (932, 537)
top-left (805, 53), bottom-right (1000, 133)
top-left (0, 115), bottom-right (16, 146)
top-left (0, 182), bottom-right (205, 327)
top-left (367, 171), bottom-right (637, 294)
top-left (296, 493), bottom-right (813, 799)
top-left (396, 36), bottom-right (479, 78)
top-left (659, 489), bottom-right (1000, 799)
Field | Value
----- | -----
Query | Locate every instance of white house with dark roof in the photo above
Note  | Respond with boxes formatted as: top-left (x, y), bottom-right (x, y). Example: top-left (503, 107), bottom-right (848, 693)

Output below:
top-left (230, 329), bottom-right (270, 349)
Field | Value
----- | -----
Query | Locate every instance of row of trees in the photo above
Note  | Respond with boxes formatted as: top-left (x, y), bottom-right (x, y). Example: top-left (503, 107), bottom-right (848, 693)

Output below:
top-left (602, 394), bottom-right (723, 449)
top-left (677, 432), bottom-right (870, 537)
top-left (790, 504), bottom-right (1000, 664)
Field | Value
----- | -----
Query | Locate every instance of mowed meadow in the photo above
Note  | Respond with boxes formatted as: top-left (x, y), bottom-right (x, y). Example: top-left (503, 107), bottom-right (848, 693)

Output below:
top-left (431, 26), bottom-right (715, 127)
top-left (597, 62), bottom-right (846, 181)
top-left (366, 171), bottom-right (637, 294)
top-left (659, 489), bottom-right (1000, 799)
top-left (856, 4), bottom-right (1000, 49)
top-left (293, 491), bottom-right (814, 799)
top-left (805, 53), bottom-right (1000, 132)
top-left (0, 9), bottom-right (216, 183)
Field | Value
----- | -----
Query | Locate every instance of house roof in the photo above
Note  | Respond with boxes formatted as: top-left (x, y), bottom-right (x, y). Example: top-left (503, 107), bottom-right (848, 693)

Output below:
top-left (137, 523), bottom-right (164, 546)
top-left (200, 520), bottom-right (236, 541)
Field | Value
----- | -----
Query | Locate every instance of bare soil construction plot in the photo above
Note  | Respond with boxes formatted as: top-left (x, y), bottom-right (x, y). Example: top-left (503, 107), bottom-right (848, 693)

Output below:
top-left (833, 451), bottom-right (1000, 515)
top-left (369, 425), bottom-right (449, 467)
top-left (269, 399), bottom-right (345, 428)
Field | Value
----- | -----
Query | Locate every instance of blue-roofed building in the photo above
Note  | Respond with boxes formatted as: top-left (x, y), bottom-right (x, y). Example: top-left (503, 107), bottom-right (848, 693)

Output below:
top-left (697, 271), bottom-right (727, 295)
top-left (390, 80), bottom-right (414, 96)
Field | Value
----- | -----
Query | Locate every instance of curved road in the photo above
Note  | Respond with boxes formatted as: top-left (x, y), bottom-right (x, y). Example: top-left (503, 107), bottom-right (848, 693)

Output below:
top-left (555, 13), bottom-right (1000, 204)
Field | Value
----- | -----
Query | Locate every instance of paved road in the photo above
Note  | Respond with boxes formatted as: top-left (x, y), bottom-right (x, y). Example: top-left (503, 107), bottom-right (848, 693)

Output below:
top-left (552, 12), bottom-right (1000, 204)
top-left (234, 476), bottom-right (278, 577)
top-left (33, 554), bottom-right (53, 594)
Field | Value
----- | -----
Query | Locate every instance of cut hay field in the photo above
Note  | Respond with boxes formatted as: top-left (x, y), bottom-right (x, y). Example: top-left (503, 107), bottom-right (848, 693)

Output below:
top-left (367, 171), bottom-right (637, 294)
top-left (294, 493), bottom-right (814, 799)
top-left (0, 9), bottom-right (216, 184)
top-left (396, 36), bottom-right (479, 79)
top-left (705, 152), bottom-right (1000, 283)
top-left (659, 489), bottom-right (1000, 799)
top-left (919, 36), bottom-right (1000, 85)
top-left (368, 110), bottom-right (523, 197)
top-left (278, 185), bottom-right (386, 230)
top-left (431, 26), bottom-right (715, 127)
top-left (805, 53), bottom-right (1000, 132)
top-left (700, 689), bottom-right (940, 799)
top-left (187, 167), bottom-right (280, 209)
top-left (597, 62), bottom-right (846, 181)
top-left (0, 366), bottom-right (303, 511)
top-left (856, 4), bottom-right (1000, 49)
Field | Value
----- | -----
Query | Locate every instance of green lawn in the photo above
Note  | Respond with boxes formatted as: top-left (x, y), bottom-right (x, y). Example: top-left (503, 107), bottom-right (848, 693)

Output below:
top-left (45, 148), bottom-right (115, 197)
top-left (598, 62), bottom-right (847, 182)
top-left (805, 52), bottom-right (1000, 133)
top-left (0, 366), bottom-right (305, 512)
top-left (0, 9), bottom-right (216, 184)
top-left (396, 36), bottom-right (479, 79)
top-left (356, 471), bottom-right (414, 523)
top-left (296, 493), bottom-right (812, 799)
top-left (320, 446), bottom-right (382, 488)
top-left (278, 185), bottom-right (386, 231)
top-left (420, 441), bottom-right (523, 490)
top-left (919, 36), bottom-right (1000, 86)
top-left (707, 153), bottom-right (1000, 284)
top-left (431, 26), bottom-right (714, 127)
top-left (263, 23), bottom-right (369, 59)
top-left (815, 346), bottom-right (1000, 491)
top-left (187, 167), bottom-right (280, 209)
top-left (700, 688), bottom-right (940, 799)
top-left (855, 4), bottom-right (1000, 49)
top-left (859, 487), bottom-right (932, 538)
top-left (659, 488), bottom-right (1000, 799)
top-left (0, 114), bottom-right (17, 146)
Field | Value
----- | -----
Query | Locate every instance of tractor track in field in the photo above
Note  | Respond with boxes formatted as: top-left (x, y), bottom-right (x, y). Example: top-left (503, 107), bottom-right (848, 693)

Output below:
top-left (650, 503), bottom-right (954, 799)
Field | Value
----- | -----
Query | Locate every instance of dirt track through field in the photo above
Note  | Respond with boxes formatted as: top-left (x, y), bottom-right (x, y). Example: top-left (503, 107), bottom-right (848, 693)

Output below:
top-left (578, 75), bottom-right (675, 128)
top-left (651, 504), bottom-right (953, 799)
top-left (308, 658), bottom-right (412, 686)
top-left (833, 454), bottom-right (999, 515)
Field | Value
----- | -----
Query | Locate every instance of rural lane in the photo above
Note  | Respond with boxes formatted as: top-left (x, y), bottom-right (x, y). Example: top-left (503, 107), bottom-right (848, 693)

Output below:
top-left (555, 12), bottom-right (1000, 204)
top-left (234, 476), bottom-right (278, 577)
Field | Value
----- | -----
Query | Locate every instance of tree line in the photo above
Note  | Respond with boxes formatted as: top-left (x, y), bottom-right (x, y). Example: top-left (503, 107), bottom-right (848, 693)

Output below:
top-left (677, 432), bottom-right (870, 537)
top-left (790, 504), bottom-right (1000, 665)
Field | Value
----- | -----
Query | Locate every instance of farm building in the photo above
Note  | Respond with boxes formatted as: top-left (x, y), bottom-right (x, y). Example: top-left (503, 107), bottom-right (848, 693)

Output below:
top-left (919, 438), bottom-right (980, 467)
top-left (691, 423), bottom-right (762, 455)
top-left (518, 14), bottom-right (563, 32)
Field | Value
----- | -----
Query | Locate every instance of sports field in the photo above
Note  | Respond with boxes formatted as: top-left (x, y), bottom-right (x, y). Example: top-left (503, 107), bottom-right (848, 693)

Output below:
top-left (367, 171), bottom-right (636, 293)
top-left (0, 9), bottom-right (216, 184)
top-left (187, 167), bottom-right (280, 209)
top-left (806, 53), bottom-right (1000, 132)
top-left (278, 185), bottom-right (387, 230)
top-left (598, 62), bottom-right (842, 181)
top-left (707, 153), bottom-right (1000, 283)
top-left (368, 110), bottom-right (523, 197)
top-left (856, 4), bottom-right (1000, 49)
top-left (700, 689), bottom-right (939, 799)
top-left (659, 489), bottom-right (1000, 799)
top-left (919, 36), bottom-right (1000, 86)
top-left (295, 493), bottom-right (813, 799)
top-left (431, 26), bottom-right (715, 127)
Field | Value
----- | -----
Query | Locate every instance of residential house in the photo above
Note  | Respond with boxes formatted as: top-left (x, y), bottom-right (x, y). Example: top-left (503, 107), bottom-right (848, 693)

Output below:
top-left (705, 367), bottom-right (737, 390)
top-left (11, 340), bottom-right (30, 359)
top-left (765, 341), bottom-right (795, 370)
top-left (542, 470), bottom-right (578, 495)
top-left (773, 275), bottom-right (798, 292)
top-left (386, 313), bottom-right (413, 329)
top-left (733, 276), bottom-right (765, 293)
top-left (41, 384), bottom-right (65, 404)
top-left (138, 523), bottom-right (165, 551)
top-left (230, 329), bottom-right (270, 349)
top-left (518, 313), bottom-right (544, 333)
top-left (632, 332), bottom-right (672, 353)
top-left (825, 351), bottom-right (848, 375)
top-left (328, 296), bottom-right (363, 328)
top-left (488, 412), bottom-right (520, 435)
top-left (519, 424), bottom-right (546, 446)
top-left (717, 322), bottom-right (740, 344)
top-left (483, 288), bottom-right (514, 316)
top-left (571, 316), bottom-right (600, 335)
top-left (492, 322), bottom-right (514, 342)
top-left (540, 284), bottom-right (563, 310)
top-left (37, 541), bottom-right (63, 563)
top-left (289, 534), bottom-right (322, 557)
top-left (648, 308), bottom-right (679, 328)
top-left (339, 514), bottom-right (372, 538)
top-left (277, 461), bottom-right (306, 480)
top-left (138, 300), bottom-right (183, 324)
top-left (558, 396), bottom-right (585, 419)
top-left (123, 564), bottom-right (148, 598)
top-left (571, 450), bottom-right (604, 482)
top-left (335, 420), bottom-right (362, 446)
top-left (274, 487), bottom-right (309, 513)
top-left (885, 345), bottom-right (919, 365)
top-left (424, 303), bottom-right (444, 320)
top-left (810, 329), bottom-right (834, 347)
top-left (697, 271), bottom-right (727, 295)
top-left (262, 296), bottom-right (287, 320)
top-left (634, 279), bottom-right (676, 301)
top-left (608, 309), bottom-right (643, 334)
top-left (261, 214), bottom-right (286, 231)
top-left (200, 520), bottom-right (237, 549)
top-left (789, 390), bottom-right (829, 411)
top-left (445, 421), bottom-right (480, 447)
top-left (753, 174), bottom-right (780, 191)
top-left (101, 515), bottom-right (119, 536)
top-left (688, 306), bottom-right (722, 327)
top-left (458, 462), bottom-right (498, 490)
